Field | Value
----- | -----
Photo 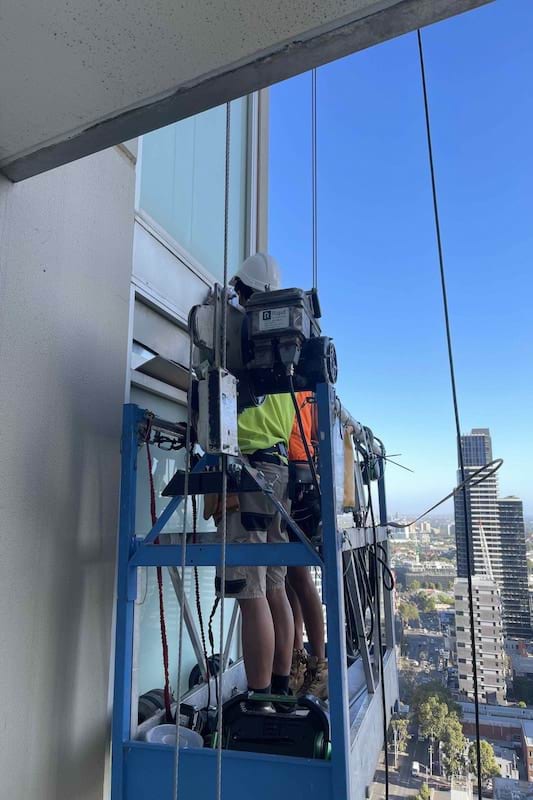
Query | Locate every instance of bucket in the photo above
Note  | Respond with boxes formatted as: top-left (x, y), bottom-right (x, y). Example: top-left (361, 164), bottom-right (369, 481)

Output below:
top-left (145, 724), bottom-right (203, 748)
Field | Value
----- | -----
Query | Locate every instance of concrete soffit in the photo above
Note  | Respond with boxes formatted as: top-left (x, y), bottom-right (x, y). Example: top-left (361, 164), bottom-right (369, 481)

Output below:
top-left (0, 0), bottom-right (492, 181)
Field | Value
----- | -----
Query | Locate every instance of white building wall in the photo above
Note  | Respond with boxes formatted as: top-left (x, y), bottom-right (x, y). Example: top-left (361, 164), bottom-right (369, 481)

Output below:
top-left (0, 145), bottom-right (136, 800)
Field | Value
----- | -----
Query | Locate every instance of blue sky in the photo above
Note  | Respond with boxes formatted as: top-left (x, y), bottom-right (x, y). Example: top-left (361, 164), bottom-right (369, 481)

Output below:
top-left (268, 0), bottom-right (533, 516)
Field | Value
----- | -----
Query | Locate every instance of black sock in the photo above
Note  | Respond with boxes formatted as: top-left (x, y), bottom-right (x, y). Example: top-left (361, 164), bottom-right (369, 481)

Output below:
top-left (248, 684), bottom-right (271, 695)
top-left (271, 674), bottom-right (290, 695)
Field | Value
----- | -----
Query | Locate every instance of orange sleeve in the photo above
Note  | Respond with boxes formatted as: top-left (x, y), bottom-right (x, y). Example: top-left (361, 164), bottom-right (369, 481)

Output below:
top-left (288, 391), bottom-right (315, 462)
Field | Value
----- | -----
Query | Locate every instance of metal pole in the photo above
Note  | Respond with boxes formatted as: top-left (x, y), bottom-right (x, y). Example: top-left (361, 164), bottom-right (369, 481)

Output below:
top-left (316, 382), bottom-right (351, 800)
top-left (110, 403), bottom-right (142, 800)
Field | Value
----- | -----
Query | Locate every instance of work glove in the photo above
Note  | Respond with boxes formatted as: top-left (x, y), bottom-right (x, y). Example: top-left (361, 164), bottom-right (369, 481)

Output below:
top-left (203, 493), bottom-right (240, 524)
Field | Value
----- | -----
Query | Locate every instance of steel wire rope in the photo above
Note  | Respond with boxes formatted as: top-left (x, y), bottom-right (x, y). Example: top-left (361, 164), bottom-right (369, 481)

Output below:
top-left (172, 335), bottom-right (195, 800)
top-left (386, 458), bottom-right (503, 530)
top-left (216, 98), bottom-right (232, 800)
top-left (311, 68), bottom-right (318, 290)
top-left (417, 29), bottom-right (483, 796)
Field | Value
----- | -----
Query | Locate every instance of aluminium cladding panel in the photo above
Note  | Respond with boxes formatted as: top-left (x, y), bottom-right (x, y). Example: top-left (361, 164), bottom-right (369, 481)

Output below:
top-left (123, 744), bottom-right (332, 799)
top-left (349, 652), bottom-right (399, 800)
top-left (132, 219), bottom-right (211, 324)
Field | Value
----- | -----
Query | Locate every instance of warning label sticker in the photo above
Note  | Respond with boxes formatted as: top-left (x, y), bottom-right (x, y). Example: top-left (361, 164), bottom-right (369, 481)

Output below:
top-left (258, 307), bottom-right (290, 332)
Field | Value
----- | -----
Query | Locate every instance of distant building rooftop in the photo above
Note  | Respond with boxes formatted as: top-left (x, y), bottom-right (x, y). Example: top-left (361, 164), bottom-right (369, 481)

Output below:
top-left (512, 655), bottom-right (533, 676)
top-left (493, 778), bottom-right (533, 800)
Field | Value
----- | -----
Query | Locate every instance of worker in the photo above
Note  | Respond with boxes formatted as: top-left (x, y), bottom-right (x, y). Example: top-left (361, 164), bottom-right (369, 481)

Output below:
top-left (212, 253), bottom-right (295, 704)
top-left (286, 391), bottom-right (328, 700)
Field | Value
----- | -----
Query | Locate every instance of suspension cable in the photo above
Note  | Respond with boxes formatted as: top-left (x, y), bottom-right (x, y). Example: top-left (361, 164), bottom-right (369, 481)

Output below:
top-left (417, 28), bottom-right (483, 798)
top-left (172, 335), bottom-right (194, 800)
top-left (386, 458), bottom-right (503, 529)
top-left (311, 68), bottom-right (318, 290)
top-left (216, 97), bottom-right (232, 800)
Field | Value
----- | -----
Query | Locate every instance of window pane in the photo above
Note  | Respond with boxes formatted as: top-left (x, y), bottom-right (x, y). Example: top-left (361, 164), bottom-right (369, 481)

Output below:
top-left (139, 98), bottom-right (248, 281)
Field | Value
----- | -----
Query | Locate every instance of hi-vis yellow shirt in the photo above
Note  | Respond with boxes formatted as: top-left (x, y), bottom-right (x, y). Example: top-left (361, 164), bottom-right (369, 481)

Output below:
top-left (237, 394), bottom-right (294, 454)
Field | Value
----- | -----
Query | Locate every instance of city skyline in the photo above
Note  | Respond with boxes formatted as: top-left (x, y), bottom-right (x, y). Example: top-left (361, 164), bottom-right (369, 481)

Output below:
top-left (269, 0), bottom-right (533, 515)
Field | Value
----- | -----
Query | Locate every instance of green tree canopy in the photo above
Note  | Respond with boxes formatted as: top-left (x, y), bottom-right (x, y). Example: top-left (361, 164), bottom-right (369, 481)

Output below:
top-left (398, 601), bottom-right (419, 622)
top-left (411, 682), bottom-right (460, 720)
top-left (469, 741), bottom-right (501, 783)
top-left (390, 717), bottom-right (410, 753)
top-left (414, 593), bottom-right (437, 612)
top-left (418, 696), bottom-right (449, 741)
top-left (416, 783), bottom-right (431, 800)
top-left (441, 717), bottom-right (468, 778)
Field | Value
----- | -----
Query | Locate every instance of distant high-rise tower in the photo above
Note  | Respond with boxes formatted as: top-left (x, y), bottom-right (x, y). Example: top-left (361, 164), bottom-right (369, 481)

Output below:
top-left (455, 428), bottom-right (501, 579)
top-left (454, 428), bottom-right (532, 638)
top-left (498, 496), bottom-right (532, 638)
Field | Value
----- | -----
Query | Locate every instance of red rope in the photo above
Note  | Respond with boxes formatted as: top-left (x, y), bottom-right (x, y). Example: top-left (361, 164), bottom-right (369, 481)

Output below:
top-left (146, 435), bottom-right (173, 723)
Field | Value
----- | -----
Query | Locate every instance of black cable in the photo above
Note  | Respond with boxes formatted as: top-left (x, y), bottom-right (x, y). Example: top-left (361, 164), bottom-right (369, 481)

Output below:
top-left (366, 470), bottom-right (389, 800)
top-left (417, 28), bottom-right (483, 799)
top-left (376, 543), bottom-right (395, 592)
top-left (288, 375), bottom-right (321, 498)
top-left (356, 549), bottom-right (375, 646)
top-left (208, 597), bottom-right (221, 706)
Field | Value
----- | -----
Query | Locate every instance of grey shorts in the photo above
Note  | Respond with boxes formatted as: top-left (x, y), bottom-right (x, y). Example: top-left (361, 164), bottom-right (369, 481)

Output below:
top-left (216, 457), bottom-right (289, 600)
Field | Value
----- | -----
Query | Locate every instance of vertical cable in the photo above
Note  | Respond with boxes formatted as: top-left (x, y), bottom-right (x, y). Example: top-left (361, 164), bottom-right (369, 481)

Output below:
top-left (216, 98), bottom-right (232, 800)
top-left (172, 337), bottom-right (195, 800)
top-left (311, 68), bottom-right (318, 290)
top-left (416, 29), bottom-right (483, 799)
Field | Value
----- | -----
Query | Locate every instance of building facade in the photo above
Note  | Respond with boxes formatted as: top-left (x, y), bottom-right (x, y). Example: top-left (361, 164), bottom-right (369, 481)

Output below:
top-left (1, 87), bottom-right (397, 800)
top-left (498, 496), bottom-right (532, 638)
top-left (0, 93), bottom-right (267, 800)
top-left (454, 429), bottom-right (531, 638)
top-left (454, 576), bottom-right (507, 704)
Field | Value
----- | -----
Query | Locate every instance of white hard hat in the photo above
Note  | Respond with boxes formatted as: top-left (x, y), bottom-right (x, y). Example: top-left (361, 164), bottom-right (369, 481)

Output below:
top-left (230, 252), bottom-right (281, 293)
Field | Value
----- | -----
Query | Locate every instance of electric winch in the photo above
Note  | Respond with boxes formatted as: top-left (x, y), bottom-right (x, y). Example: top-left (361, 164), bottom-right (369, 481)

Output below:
top-left (216, 693), bottom-right (331, 760)
top-left (188, 284), bottom-right (337, 455)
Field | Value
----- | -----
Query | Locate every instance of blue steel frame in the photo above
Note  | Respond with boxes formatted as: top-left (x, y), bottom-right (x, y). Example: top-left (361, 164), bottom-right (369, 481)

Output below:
top-left (110, 383), bottom-right (387, 800)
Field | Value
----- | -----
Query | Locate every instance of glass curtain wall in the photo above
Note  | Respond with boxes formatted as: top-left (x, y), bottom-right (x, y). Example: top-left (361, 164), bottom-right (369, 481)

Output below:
top-left (131, 96), bottom-right (252, 710)
top-left (138, 98), bottom-right (248, 281)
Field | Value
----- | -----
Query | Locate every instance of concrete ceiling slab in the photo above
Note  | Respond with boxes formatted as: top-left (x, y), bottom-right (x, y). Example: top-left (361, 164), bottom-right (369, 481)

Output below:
top-left (0, 0), bottom-right (492, 181)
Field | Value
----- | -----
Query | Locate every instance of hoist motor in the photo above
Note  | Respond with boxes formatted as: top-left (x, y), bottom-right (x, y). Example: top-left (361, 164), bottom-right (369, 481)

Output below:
top-left (189, 284), bottom-right (337, 435)
top-left (217, 692), bottom-right (331, 760)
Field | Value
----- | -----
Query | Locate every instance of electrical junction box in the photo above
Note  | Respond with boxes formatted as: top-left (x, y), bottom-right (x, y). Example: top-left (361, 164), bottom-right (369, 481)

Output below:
top-left (197, 367), bottom-right (239, 456)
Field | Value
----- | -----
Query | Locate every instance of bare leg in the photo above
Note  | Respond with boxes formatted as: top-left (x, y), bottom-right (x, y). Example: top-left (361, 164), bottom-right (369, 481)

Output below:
top-left (287, 566), bottom-right (325, 659)
top-left (239, 597), bottom-right (274, 689)
top-left (266, 585), bottom-right (294, 676)
top-left (285, 580), bottom-right (305, 650)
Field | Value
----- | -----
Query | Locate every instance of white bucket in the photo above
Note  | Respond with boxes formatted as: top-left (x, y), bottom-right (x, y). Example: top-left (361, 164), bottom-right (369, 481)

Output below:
top-left (145, 724), bottom-right (204, 748)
